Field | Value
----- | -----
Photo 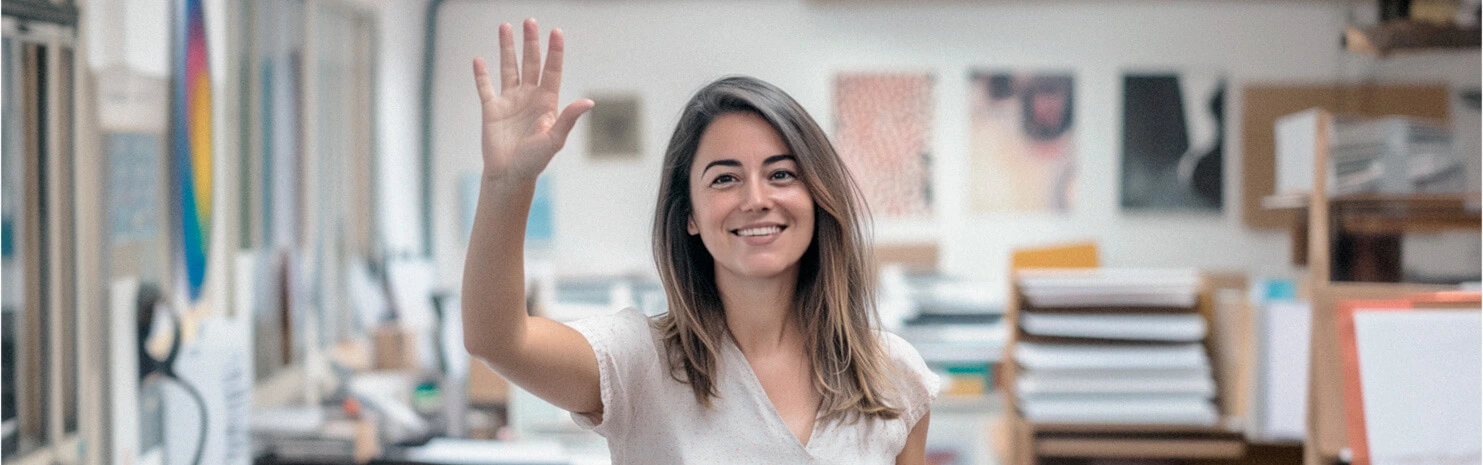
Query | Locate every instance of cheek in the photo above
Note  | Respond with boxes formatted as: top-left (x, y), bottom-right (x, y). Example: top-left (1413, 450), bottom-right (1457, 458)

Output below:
top-left (788, 191), bottom-right (817, 236)
top-left (689, 194), bottom-right (724, 235)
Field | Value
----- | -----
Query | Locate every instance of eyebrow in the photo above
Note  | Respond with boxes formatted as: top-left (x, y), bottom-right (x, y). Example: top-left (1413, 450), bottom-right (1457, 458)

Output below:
top-left (700, 154), bottom-right (797, 177)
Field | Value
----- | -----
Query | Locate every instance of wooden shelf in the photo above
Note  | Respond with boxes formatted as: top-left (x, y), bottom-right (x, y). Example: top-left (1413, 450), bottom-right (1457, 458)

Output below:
top-left (1297, 111), bottom-right (1479, 465)
top-left (1325, 193), bottom-right (1480, 236)
top-left (1266, 192), bottom-right (1481, 212)
top-left (1036, 436), bottom-right (1245, 459)
top-left (1030, 422), bottom-right (1241, 436)
top-left (1344, 21), bottom-right (1482, 56)
top-left (1268, 192), bottom-right (1480, 277)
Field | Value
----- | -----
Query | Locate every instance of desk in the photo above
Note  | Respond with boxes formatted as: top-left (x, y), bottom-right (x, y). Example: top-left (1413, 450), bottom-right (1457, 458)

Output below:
top-left (256, 437), bottom-right (609, 465)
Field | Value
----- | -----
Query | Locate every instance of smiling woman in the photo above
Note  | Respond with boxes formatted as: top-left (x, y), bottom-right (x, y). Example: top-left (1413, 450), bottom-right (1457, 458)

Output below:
top-left (460, 18), bottom-right (937, 465)
top-left (686, 113), bottom-right (817, 282)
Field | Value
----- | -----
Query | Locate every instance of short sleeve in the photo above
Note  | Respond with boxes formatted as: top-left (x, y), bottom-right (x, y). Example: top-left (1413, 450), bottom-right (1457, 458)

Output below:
top-left (563, 307), bottom-right (659, 437)
top-left (881, 331), bottom-right (942, 428)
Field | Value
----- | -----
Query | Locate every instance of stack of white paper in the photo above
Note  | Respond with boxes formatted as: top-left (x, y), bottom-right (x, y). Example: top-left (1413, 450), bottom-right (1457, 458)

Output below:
top-left (1021, 313), bottom-right (1206, 341)
top-left (893, 274), bottom-right (1008, 366)
top-left (1019, 268), bottom-right (1202, 308)
top-left (1018, 394), bottom-right (1220, 425)
top-left (1014, 268), bottom-right (1218, 425)
top-left (1018, 367), bottom-right (1215, 397)
top-left (1249, 300), bottom-right (1312, 442)
top-left (897, 321), bottom-right (1007, 364)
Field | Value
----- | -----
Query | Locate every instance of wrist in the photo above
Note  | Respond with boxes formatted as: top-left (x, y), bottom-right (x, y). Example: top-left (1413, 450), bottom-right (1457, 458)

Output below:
top-left (482, 165), bottom-right (539, 184)
top-left (480, 172), bottom-right (539, 196)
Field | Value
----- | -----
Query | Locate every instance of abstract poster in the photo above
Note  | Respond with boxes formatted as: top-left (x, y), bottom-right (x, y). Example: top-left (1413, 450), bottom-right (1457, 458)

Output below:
top-left (172, 0), bottom-right (214, 303)
top-left (1121, 72), bottom-right (1226, 212)
top-left (833, 73), bottom-right (934, 218)
top-left (968, 72), bottom-right (1076, 213)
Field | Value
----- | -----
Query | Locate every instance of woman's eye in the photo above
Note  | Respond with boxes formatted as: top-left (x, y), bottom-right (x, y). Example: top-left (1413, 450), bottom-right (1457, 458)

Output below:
top-left (770, 170), bottom-right (797, 181)
top-left (710, 174), bottom-right (737, 186)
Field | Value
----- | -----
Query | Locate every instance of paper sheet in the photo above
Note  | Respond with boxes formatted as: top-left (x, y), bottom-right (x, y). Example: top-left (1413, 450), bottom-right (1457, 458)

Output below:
top-left (1353, 309), bottom-right (1481, 465)
top-left (1260, 300), bottom-right (1311, 441)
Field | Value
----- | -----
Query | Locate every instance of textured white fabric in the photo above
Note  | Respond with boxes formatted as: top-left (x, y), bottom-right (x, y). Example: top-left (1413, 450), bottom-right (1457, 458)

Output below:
top-left (565, 307), bottom-right (941, 464)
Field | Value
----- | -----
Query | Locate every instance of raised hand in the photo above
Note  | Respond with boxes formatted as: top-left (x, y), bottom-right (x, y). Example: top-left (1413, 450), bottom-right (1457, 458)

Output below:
top-left (472, 18), bottom-right (594, 182)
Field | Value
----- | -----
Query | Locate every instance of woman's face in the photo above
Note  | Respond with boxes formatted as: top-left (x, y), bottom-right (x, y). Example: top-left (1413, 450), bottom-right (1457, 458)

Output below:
top-left (687, 112), bottom-right (816, 283)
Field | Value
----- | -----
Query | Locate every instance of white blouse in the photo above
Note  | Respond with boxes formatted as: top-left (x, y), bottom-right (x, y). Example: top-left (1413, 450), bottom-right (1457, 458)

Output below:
top-left (565, 307), bottom-right (941, 464)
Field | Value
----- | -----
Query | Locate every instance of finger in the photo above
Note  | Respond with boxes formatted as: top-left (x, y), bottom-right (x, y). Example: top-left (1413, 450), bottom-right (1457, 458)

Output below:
top-left (540, 28), bottom-right (566, 94)
top-left (549, 99), bottom-right (595, 149)
top-left (472, 58), bottom-right (498, 114)
top-left (521, 18), bottom-right (542, 87)
top-left (498, 23), bottom-right (517, 91)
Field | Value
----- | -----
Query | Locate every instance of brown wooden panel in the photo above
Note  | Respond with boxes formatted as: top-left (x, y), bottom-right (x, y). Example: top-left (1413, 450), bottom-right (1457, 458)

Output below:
top-left (1036, 437), bottom-right (1246, 459)
top-left (873, 243), bottom-right (939, 272)
top-left (1240, 84), bottom-right (1450, 229)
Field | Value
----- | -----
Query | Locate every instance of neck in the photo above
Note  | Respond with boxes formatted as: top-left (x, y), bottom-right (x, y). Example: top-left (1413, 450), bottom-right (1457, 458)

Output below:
top-left (716, 266), bottom-right (801, 355)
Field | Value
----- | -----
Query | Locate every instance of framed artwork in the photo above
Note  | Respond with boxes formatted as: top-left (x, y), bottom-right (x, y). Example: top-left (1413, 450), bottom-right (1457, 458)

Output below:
top-left (833, 72), bottom-right (935, 218)
top-left (170, 0), bottom-right (214, 304)
top-left (587, 93), bottom-right (642, 159)
top-left (1120, 72), bottom-right (1226, 212)
top-left (107, 133), bottom-right (163, 243)
top-left (968, 71), bottom-right (1076, 213)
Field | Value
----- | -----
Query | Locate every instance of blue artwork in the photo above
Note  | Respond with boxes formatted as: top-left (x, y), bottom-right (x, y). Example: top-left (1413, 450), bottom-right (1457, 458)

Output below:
top-left (526, 175), bottom-right (554, 249)
top-left (108, 133), bottom-right (163, 243)
top-left (460, 173), bottom-right (554, 249)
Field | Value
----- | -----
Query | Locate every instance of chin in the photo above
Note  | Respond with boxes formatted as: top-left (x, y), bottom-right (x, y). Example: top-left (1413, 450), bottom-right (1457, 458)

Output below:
top-left (730, 258), bottom-right (800, 280)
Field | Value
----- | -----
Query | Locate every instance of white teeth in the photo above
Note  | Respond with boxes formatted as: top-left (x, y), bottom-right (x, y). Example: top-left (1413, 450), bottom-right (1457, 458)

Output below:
top-left (736, 226), bottom-right (782, 237)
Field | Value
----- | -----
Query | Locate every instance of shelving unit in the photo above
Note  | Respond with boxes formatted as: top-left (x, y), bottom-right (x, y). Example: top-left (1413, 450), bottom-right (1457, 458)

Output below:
top-left (1291, 110), bottom-right (1481, 465)
top-left (1343, 20), bottom-right (1481, 56)
top-left (1000, 271), bottom-right (1247, 465)
top-left (1274, 193), bottom-right (1481, 281)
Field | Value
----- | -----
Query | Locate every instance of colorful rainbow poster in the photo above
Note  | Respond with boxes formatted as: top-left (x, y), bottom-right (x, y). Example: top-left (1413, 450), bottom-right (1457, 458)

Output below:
top-left (172, 0), bottom-right (212, 303)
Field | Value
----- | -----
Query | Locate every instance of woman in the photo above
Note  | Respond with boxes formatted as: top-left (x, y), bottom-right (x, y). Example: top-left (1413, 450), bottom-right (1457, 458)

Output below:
top-left (463, 18), bottom-right (938, 464)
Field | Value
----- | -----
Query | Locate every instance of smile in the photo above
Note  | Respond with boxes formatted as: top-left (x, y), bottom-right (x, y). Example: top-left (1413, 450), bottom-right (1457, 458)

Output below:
top-left (732, 225), bottom-right (785, 237)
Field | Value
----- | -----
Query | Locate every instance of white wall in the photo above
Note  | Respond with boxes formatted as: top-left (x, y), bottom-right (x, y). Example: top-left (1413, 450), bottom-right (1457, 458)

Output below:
top-left (425, 0), bottom-right (1479, 299)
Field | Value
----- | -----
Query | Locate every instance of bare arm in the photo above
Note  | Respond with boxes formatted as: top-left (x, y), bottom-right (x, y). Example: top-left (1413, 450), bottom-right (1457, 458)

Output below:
top-left (462, 18), bottom-right (600, 416)
top-left (895, 412), bottom-right (931, 465)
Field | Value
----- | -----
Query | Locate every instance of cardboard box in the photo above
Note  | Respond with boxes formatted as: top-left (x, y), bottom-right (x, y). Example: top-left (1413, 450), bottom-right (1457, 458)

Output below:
top-left (372, 325), bottom-right (418, 371)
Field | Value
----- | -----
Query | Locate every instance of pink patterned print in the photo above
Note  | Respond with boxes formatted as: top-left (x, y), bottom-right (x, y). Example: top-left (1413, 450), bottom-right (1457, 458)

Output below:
top-left (833, 73), bottom-right (934, 218)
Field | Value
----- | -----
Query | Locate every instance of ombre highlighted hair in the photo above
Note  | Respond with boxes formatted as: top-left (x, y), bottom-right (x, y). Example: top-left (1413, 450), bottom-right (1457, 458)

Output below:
top-left (651, 76), bottom-right (902, 423)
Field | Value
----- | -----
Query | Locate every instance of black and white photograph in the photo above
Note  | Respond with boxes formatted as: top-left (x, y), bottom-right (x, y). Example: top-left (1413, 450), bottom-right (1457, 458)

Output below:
top-left (1120, 72), bottom-right (1226, 212)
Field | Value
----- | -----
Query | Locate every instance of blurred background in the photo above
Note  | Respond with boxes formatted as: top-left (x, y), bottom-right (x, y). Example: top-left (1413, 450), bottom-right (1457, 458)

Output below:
top-left (2, 0), bottom-right (1479, 464)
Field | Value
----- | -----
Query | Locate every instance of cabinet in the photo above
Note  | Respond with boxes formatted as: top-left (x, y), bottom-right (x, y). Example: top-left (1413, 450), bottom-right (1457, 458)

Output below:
top-left (1000, 270), bottom-right (1247, 465)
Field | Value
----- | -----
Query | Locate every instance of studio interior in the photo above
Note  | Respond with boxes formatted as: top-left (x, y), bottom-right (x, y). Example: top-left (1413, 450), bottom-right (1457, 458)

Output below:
top-left (2, 0), bottom-right (1480, 464)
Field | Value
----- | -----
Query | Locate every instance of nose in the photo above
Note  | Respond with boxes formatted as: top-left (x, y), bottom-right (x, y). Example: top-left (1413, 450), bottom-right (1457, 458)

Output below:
top-left (740, 179), bottom-right (772, 212)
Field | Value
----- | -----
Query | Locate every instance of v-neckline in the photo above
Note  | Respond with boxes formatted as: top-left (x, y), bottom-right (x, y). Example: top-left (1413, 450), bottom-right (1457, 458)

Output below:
top-left (723, 334), bottom-right (821, 453)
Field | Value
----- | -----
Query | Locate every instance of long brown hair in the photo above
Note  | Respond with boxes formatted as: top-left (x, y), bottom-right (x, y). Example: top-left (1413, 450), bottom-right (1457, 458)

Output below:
top-left (651, 76), bottom-right (902, 423)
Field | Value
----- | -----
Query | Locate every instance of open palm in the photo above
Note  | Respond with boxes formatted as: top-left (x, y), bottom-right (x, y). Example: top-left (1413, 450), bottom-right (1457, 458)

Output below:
top-left (473, 19), bottom-right (593, 182)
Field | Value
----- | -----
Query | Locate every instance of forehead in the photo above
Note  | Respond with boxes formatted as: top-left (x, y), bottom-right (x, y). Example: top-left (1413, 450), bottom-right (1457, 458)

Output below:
top-left (691, 112), bottom-right (793, 171)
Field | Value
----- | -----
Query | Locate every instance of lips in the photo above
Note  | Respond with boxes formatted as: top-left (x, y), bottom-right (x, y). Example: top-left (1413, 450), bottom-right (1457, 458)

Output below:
top-left (730, 224), bottom-right (787, 245)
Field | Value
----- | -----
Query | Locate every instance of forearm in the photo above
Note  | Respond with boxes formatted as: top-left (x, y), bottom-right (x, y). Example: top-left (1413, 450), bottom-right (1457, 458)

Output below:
top-left (461, 175), bottom-right (538, 365)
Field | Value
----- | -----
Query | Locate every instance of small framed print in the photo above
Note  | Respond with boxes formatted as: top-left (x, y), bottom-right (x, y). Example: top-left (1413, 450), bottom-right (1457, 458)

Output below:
top-left (588, 93), bottom-right (642, 159)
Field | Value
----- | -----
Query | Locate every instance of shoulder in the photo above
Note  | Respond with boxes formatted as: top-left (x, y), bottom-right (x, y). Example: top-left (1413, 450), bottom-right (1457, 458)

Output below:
top-left (876, 330), bottom-right (930, 375)
top-left (876, 331), bottom-right (941, 427)
top-left (565, 307), bottom-right (666, 435)
top-left (566, 307), bottom-right (661, 359)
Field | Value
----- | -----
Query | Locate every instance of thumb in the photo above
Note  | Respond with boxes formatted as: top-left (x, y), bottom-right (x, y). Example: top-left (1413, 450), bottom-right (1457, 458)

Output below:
top-left (550, 99), bottom-right (595, 149)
